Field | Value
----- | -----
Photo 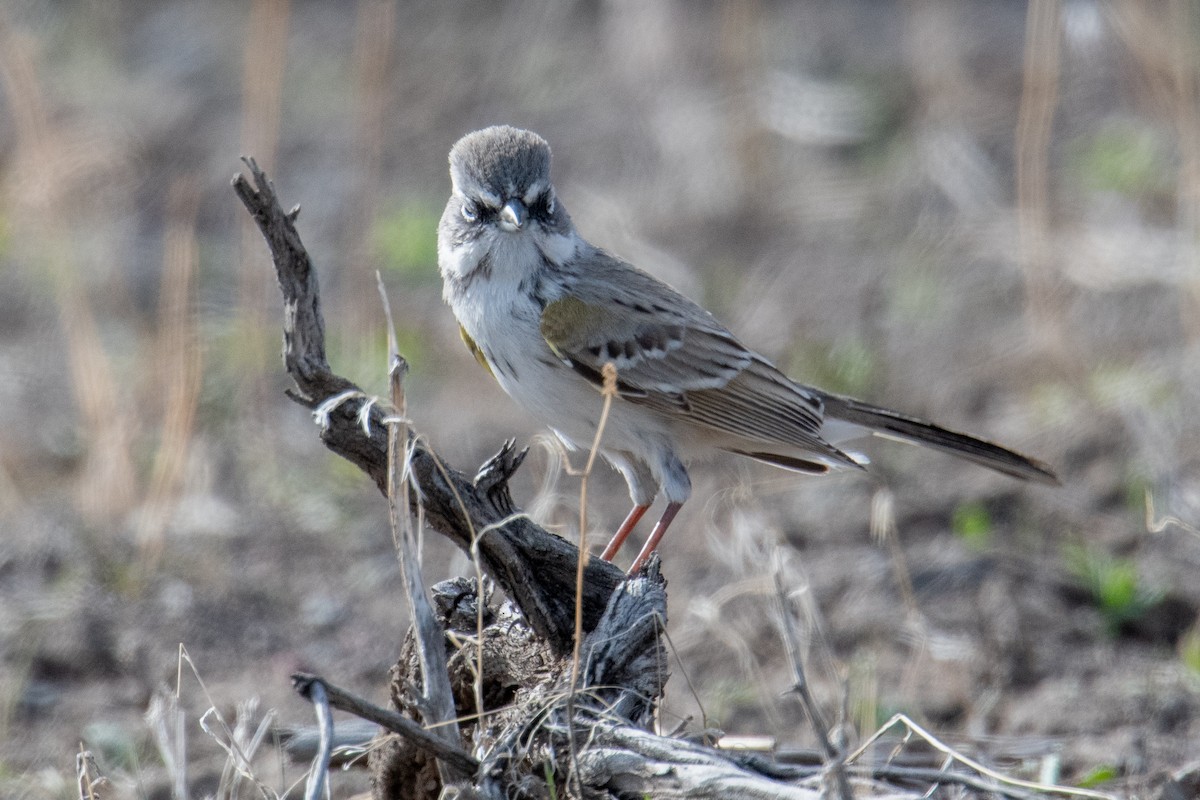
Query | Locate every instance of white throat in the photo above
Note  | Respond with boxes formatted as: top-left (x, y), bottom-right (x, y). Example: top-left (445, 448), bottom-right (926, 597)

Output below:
top-left (439, 226), bottom-right (581, 288)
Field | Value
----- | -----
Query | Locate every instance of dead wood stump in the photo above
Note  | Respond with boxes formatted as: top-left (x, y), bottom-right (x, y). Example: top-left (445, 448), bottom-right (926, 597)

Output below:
top-left (234, 159), bottom-right (832, 799)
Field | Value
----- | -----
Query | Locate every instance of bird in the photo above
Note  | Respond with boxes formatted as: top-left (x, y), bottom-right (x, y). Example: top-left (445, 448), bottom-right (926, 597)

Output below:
top-left (436, 125), bottom-right (1058, 574)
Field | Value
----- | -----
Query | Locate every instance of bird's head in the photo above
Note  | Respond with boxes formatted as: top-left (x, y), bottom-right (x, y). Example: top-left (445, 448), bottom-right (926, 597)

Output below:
top-left (447, 125), bottom-right (565, 234)
top-left (438, 126), bottom-right (579, 293)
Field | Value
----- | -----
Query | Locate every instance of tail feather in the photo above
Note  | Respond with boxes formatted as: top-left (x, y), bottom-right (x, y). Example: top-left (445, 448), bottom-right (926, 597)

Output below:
top-left (821, 394), bottom-right (1060, 485)
top-left (724, 448), bottom-right (836, 475)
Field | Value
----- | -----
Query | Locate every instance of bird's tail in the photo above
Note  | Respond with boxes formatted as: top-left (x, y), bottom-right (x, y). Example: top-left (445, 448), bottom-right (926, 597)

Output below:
top-left (820, 394), bottom-right (1059, 485)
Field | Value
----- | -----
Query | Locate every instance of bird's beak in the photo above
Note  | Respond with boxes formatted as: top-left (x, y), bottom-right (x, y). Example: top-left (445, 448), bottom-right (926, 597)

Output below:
top-left (499, 198), bottom-right (528, 232)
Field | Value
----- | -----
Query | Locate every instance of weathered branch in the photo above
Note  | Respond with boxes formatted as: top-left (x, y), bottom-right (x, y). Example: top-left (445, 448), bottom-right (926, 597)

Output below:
top-left (291, 673), bottom-right (479, 778)
top-left (232, 158), bottom-right (622, 653)
top-left (577, 557), bottom-right (669, 723)
top-left (576, 727), bottom-right (822, 799)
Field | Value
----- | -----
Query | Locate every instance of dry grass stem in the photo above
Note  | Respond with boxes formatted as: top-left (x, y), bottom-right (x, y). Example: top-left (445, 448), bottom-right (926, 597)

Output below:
top-left (75, 747), bottom-right (108, 800)
top-left (340, 0), bottom-right (397, 347)
top-left (574, 361), bottom-right (620, 655)
top-left (378, 277), bottom-right (464, 781)
top-left (0, 15), bottom-right (138, 525)
top-left (172, 646), bottom-right (277, 800)
top-left (772, 556), bottom-right (853, 800)
top-left (869, 488), bottom-right (918, 618)
top-left (236, 0), bottom-right (292, 394)
top-left (565, 360), bottom-right (620, 798)
top-left (849, 713), bottom-right (1121, 800)
top-left (138, 176), bottom-right (204, 563)
top-left (1144, 487), bottom-right (1200, 537)
top-left (421, 444), bottom-right (490, 728)
top-left (145, 689), bottom-right (188, 800)
top-left (1167, 0), bottom-right (1200, 341)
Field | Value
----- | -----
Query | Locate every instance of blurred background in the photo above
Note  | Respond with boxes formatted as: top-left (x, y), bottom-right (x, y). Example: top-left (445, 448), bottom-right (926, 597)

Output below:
top-left (1, 0), bottom-right (1199, 797)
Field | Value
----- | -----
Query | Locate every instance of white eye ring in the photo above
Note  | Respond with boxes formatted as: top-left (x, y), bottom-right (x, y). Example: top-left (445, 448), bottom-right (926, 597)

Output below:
top-left (545, 193), bottom-right (555, 215)
top-left (461, 203), bottom-right (478, 222)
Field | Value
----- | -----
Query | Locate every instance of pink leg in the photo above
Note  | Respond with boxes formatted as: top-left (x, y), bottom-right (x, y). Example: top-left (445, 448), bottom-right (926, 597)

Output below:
top-left (600, 504), bottom-right (650, 562)
top-left (628, 501), bottom-right (683, 575)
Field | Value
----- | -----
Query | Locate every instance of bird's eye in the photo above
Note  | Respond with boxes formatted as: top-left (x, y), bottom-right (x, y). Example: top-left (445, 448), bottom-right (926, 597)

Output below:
top-left (544, 193), bottom-right (555, 215)
top-left (461, 203), bottom-right (479, 222)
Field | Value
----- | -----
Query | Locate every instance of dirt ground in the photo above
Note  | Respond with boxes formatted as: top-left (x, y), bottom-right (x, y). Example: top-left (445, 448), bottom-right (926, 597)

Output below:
top-left (1, 3), bottom-right (1198, 798)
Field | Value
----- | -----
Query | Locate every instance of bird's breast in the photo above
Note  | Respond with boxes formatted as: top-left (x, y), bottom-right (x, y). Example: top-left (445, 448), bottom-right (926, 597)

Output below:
top-left (455, 284), bottom-right (548, 383)
top-left (449, 275), bottom-right (647, 451)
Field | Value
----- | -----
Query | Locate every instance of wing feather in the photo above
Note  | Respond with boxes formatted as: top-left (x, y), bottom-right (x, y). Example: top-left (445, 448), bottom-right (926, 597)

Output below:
top-left (539, 252), bottom-right (751, 394)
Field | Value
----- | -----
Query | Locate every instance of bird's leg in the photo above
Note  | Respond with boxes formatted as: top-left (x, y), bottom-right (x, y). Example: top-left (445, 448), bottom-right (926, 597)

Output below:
top-left (600, 504), bottom-right (650, 561)
top-left (627, 501), bottom-right (682, 575)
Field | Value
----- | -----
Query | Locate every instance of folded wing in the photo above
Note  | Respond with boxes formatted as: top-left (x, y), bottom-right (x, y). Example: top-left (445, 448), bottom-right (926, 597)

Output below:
top-left (539, 251), bottom-right (858, 467)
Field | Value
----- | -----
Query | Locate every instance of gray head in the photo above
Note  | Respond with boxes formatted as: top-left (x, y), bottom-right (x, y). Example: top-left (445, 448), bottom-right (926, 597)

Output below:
top-left (450, 126), bottom-right (549, 200)
top-left (444, 126), bottom-right (570, 237)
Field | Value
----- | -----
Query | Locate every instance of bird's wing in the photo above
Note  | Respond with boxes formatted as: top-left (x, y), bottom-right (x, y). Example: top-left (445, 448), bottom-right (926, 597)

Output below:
top-left (539, 251), bottom-right (850, 463)
top-left (539, 252), bottom-right (752, 397)
top-left (539, 294), bottom-right (749, 398)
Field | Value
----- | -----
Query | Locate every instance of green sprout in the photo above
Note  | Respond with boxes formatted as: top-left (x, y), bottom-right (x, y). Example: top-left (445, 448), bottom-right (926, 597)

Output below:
top-left (951, 502), bottom-right (992, 550)
top-left (1069, 125), bottom-right (1170, 197)
top-left (1064, 543), bottom-right (1163, 637)
top-left (373, 202), bottom-right (441, 282)
top-left (787, 335), bottom-right (876, 397)
top-left (1179, 624), bottom-right (1200, 678)
top-left (1076, 763), bottom-right (1120, 789)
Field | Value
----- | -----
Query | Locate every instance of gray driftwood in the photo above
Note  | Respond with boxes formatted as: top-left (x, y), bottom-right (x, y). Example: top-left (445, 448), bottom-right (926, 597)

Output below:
top-left (231, 160), bottom-right (856, 799)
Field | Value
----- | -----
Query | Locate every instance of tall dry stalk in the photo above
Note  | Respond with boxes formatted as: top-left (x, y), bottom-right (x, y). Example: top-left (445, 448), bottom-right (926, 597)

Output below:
top-left (0, 14), bottom-right (138, 525)
top-left (718, 0), bottom-right (767, 205)
top-left (1016, 0), bottom-right (1067, 354)
top-left (339, 0), bottom-right (396, 352)
top-left (236, 0), bottom-right (291, 399)
top-left (1167, 0), bottom-right (1200, 342)
top-left (1, 13), bottom-right (206, 550)
top-left (137, 177), bottom-right (205, 563)
top-left (1110, 0), bottom-right (1200, 342)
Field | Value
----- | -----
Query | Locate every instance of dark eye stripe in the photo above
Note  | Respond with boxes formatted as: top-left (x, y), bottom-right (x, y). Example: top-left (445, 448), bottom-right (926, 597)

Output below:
top-left (529, 192), bottom-right (555, 220)
top-left (462, 200), bottom-right (499, 223)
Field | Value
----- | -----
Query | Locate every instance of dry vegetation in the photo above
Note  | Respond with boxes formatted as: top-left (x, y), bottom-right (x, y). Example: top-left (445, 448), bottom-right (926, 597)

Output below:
top-left (1, 1), bottom-right (1199, 798)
